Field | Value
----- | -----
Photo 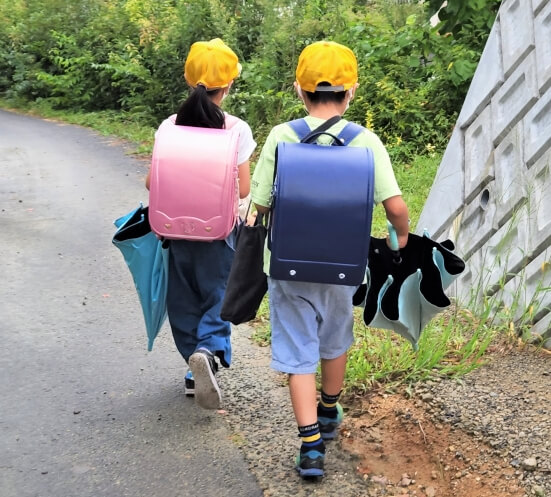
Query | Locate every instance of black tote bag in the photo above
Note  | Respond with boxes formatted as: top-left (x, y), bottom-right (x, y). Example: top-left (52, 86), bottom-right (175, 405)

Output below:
top-left (221, 212), bottom-right (268, 324)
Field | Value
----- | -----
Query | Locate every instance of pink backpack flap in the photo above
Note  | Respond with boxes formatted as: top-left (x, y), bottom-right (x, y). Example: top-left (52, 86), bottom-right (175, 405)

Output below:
top-left (149, 118), bottom-right (240, 241)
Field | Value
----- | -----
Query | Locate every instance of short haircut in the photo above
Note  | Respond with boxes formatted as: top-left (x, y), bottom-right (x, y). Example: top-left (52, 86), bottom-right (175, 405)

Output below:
top-left (303, 82), bottom-right (347, 104)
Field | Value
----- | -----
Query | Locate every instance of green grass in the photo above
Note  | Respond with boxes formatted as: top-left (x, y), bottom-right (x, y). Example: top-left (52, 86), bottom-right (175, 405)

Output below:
top-left (345, 306), bottom-right (496, 392)
top-left (250, 297), bottom-right (502, 393)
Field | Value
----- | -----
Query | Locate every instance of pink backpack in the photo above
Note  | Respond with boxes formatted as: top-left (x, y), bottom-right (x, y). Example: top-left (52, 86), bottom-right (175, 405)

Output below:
top-left (148, 115), bottom-right (239, 241)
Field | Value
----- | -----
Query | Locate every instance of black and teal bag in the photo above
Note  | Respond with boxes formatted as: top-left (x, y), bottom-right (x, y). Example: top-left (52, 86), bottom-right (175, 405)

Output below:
top-left (269, 117), bottom-right (375, 286)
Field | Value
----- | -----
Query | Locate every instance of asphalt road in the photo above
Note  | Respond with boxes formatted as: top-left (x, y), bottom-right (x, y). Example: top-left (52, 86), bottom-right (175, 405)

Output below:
top-left (0, 109), bottom-right (263, 497)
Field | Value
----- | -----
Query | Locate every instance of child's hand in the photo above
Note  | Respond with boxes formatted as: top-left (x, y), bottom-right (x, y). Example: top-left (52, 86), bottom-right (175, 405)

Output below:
top-left (388, 233), bottom-right (408, 249)
top-left (385, 220), bottom-right (408, 250)
top-left (246, 211), bottom-right (257, 226)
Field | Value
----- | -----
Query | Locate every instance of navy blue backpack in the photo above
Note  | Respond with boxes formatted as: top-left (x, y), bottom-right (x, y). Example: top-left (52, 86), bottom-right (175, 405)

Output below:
top-left (269, 117), bottom-right (375, 286)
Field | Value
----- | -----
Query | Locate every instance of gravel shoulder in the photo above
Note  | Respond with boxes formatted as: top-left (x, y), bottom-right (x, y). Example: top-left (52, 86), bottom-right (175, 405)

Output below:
top-left (223, 326), bottom-right (551, 497)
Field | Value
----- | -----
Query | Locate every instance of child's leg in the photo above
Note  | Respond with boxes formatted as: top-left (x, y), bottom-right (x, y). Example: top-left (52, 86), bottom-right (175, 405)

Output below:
top-left (268, 279), bottom-right (334, 479)
top-left (318, 352), bottom-right (347, 440)
top-left (168, 239), bottom-right (233, 410)
top-left (289, 373), bottom-right (317, 425)
top-left (317, 284), bottom-right (356, 441)
top-left (289, 373), bottom-right (325, 479)
top-left (166, 241), bottom-right (202, 362)
top-left (320, 352), bottom-right (347, 395)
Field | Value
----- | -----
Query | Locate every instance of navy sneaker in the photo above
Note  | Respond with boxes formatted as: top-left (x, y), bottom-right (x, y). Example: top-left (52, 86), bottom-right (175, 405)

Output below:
top-left (295, 448), bottom-right (325, 480)
top-left (318, 402), bottom-right (343, 440)
top-left (184, 370), bottom-right (195, 397)
top-left (188, 348), bottom-right (221, 409)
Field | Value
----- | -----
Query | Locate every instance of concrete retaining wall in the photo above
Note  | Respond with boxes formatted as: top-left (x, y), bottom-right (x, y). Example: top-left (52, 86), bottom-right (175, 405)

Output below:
top-left (417, 0), bottom-right (551, 339)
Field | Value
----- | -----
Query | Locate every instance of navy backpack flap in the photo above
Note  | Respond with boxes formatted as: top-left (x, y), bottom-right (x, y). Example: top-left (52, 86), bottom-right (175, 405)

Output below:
top-left (269, 120), bottom-right (375, 286)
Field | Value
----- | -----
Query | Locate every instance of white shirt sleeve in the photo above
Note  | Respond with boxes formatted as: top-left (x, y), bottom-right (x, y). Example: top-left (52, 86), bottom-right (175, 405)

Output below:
top-left (231, 118), bottom-right (257, 164)
top-left (154, 114), bottom-right (177, 138)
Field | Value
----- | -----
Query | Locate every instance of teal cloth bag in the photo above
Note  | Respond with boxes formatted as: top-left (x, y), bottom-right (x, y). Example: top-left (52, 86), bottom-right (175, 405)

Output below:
top-left (112, 204), bottom-right (168, 351)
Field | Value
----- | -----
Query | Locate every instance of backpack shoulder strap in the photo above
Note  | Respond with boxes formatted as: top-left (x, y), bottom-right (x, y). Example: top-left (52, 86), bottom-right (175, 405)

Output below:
top-left (337, 122), bottom-right (365, 146)
top-left (287, 119), bottom-right (311, 140)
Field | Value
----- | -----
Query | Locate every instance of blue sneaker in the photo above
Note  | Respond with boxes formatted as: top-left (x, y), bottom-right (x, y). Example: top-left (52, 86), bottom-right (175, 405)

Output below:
top-left (295, 448), bottom-right (324, 480)
top-left (318, 402), bottom-right (343, 440)
top-left (184, 370), bottom-right (195, 397)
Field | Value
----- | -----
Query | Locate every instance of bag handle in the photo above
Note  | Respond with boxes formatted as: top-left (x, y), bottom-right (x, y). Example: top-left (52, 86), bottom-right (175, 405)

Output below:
top-left (301, 131), bottom-right (345, 145)
top-left (238, 200), bottom-right (266, 235)
top-left (289, 115), bottom-right (342, 143)
top-left (299, 120), bottom-right (365, 146)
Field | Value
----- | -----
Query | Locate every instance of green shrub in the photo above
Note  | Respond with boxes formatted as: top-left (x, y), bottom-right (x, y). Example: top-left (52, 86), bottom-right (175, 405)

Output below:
top-left (0, 0), bottom-right (490, 160)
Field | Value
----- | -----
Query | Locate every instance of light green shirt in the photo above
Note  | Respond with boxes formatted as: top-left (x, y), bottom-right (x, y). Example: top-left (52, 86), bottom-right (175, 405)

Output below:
top-left (250, 116), bottom-right (402, 274)
top-left (251, 116), bottom-right (401, 208)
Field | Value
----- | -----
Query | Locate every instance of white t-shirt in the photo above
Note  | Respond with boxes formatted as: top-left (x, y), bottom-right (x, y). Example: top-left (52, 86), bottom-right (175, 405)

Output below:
top-left (225, 113), bottom-right (257, 165)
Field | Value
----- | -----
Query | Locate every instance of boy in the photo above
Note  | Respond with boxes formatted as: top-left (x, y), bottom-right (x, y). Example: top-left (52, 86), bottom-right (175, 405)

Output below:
top-left (251, 41), bottom-right (409, 479)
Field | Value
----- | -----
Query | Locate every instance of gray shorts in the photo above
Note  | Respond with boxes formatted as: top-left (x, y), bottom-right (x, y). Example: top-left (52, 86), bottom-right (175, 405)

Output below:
top-left (268, 278), bottom-right (357, 374)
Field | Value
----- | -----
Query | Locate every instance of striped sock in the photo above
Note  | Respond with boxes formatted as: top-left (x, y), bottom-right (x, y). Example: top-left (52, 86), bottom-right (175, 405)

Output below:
top-left (298, 423), bottom-right (325, 454)
top-left (317, 390), bottom-right (341, 418)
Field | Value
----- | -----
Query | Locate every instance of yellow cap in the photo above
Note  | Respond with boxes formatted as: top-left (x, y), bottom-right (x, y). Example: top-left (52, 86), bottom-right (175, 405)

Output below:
top-left (184, 38), bottom-right (241, 90)
top-left (296, 41), bottom-right (358, 92)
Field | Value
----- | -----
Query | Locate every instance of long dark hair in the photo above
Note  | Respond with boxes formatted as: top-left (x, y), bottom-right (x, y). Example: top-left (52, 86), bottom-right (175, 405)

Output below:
top-left (175, 85), bottom-right (225, 129)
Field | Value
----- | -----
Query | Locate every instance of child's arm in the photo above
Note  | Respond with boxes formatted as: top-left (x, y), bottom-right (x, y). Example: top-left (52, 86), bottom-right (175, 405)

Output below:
top-left (145, 167), bottom-right (151, 191)
top-left (382, 195), bottom-right (409, 248)
top-left (254, 203), bottom-right (270, 215)
top-left (238, 160), bottom-right (250, 199)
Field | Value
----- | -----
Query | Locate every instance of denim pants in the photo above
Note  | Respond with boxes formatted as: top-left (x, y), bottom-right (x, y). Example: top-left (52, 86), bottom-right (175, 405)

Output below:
top-left (166, 238), bottom-right (234, 367)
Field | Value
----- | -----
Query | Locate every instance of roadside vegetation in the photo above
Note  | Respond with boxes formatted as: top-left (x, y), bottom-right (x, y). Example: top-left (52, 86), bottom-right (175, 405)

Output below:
top-left (1, 0), bottom-right (510, 391)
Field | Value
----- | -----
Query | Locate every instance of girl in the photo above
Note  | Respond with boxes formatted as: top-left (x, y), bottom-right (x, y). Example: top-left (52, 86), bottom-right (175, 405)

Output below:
top-left (146, 39), bottom-right (256, 409)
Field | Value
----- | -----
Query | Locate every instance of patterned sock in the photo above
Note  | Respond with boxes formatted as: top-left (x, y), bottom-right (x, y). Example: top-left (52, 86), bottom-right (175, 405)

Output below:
top-left (298, 423), bottom-right (325, 454)
top-left (317, 390), bottom-right (341, 419)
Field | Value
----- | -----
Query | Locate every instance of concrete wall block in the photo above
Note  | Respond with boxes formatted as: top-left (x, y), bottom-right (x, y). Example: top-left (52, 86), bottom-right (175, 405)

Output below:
top-left (494, 122), bottom-right (527, 227)
top-left (525, 150), bottom-right (551, 218)
top-left (415, 128), bottom-right (465, 239)
top-left (464, 106), bottom-right (495, 202)
top-left (419, 0), bottom-right (551, 334)
top-left (528, 157), bottom-right (551, 255)
top-left (533, 0), bottom-right (549, 16)
top-left (524, 152), bottom-right (551, 245)
top-left (458, 23), bottom-right (504, 129)
top-left (455, 249), bottom-right (485, 307)
top-left (524, 88), bottom-right (551, 167)
top-left (483, 204), bottom-right (531, 292)
top-left (535, 2), bottom-right (551, 93)
top-left (493, 278), bottom-right (524, 322)
top-left (456, 184), bottom-right (498, 261)
top-left (500, 0), bottom-right (535, 78)
top-left (491, 52), bottom-right (539, 145)
top-left (496, 249), bottom-right (551, 322)
top-left (531, 309), bottom-right (551, 337)
top-left (433, 223), bottom-right (454, 242)
top-left (461, 183), bottom-right (492, 226)
top-left (528, 149), bottom-right (551, 185)
top-left (524, 251), bottom-right (551, 320)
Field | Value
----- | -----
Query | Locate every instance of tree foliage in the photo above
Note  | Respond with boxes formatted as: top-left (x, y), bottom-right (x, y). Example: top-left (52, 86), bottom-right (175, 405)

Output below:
top-left (428, 0), bottom-right (501, 51)
top-left (0, 0), bottom-right (497, 159)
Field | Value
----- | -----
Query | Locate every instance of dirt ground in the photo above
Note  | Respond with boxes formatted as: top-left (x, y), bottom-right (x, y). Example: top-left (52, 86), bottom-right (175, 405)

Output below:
top-left (341, 391), bottom-right (524, 497)
top-left (336, 342), bottom-right (551, 497)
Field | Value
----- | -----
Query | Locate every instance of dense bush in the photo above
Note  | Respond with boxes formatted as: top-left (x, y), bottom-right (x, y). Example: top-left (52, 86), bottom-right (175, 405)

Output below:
top-left (0, 0), bottom-right (494, 160)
